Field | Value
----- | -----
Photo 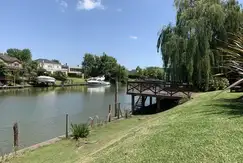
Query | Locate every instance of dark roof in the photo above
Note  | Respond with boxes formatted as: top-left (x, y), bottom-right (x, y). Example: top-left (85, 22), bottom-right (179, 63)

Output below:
top-left (62, 65), bottom-right (69, 69)
top-left (35, 59), bottom-right (61, 65)
top-left (0, 53), bottom-right (21, 63)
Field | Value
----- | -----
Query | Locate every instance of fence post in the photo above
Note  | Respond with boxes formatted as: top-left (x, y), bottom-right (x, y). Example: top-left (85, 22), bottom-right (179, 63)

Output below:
top-left (118, 103), bottom-right (121, 119)
top-left (66, 114), bottom-right (69, 138)
top-left (13, 122), bottom-right (19, 152)
top-left (125, 110), bottom-right (128, 119)
top-left (107, 104), bottom-right (112, 122)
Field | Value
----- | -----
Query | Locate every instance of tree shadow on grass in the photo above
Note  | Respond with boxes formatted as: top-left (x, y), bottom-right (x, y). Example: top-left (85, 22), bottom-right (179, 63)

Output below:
top-left (199, 96), bottom-right (243, 118)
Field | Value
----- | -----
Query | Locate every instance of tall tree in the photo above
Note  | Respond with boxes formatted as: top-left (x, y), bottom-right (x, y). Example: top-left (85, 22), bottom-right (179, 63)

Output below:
top-left (7, 48), bottom-right (32, 63)
top-left (157, 0), bottom-right (243, 91)
top-left (81, 53), bottom-right (128, 83)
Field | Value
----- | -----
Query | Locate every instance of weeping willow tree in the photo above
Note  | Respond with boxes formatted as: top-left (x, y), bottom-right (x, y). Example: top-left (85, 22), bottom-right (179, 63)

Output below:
top-left (157, 0), bottom-right (243, 91)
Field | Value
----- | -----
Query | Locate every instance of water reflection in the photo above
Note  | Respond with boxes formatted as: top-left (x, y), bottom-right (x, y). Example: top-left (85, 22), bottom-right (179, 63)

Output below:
top-left (0, 85), bottom-right (130, 154)
top-left (87, 85), bottom-right (111, 94)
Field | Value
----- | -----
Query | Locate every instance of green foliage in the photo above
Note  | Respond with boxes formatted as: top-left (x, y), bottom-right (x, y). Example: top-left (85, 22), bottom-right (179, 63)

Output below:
top-left (157, 0), bottom-right (243, 91)
top-left (129, 66), bottom-right (164, 80)
top-left (0, 62), bottom-right (9, 77)
top-left (6, 48), bottom-right (32, 63)
top-left (51, 71), bottom-right (67, 81)
top-left (70, 123), bottom-right (90, 140)
top-left (82, 53), bottom-right (128, 83)
top-left (68, 73), bottom-right (82, 78)
top-left (37, 68), bottom-right (47, 76)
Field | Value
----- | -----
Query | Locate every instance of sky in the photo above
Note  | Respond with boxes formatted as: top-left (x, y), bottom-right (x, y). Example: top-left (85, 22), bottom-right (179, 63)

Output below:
top-left (0, 0), bottom-right (176, 70)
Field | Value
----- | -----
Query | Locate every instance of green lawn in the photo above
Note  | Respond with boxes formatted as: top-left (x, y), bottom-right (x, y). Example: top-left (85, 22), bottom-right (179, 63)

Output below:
top-left (56, 77), bottom-right (85, 85)
top-left (8, 91), bottom-right (243, 163)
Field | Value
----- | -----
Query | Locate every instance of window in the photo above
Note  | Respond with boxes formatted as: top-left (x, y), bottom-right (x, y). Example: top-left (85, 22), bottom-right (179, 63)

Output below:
top-left (14, 63), bottom-right (19, 67)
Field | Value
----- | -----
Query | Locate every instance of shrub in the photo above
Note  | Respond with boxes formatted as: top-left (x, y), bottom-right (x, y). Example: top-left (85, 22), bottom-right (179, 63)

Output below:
top-left (197, 77), bottom-right (230, 91)
top-left (208, 77), bottom-right (229, 91)
top-left (70, 123), bottom-right (90, 140)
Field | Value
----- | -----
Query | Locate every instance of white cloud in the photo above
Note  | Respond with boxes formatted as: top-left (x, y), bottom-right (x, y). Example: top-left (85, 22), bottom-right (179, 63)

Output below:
top-left (77, 0), bottom-right (105, 10)
top-left (129, 36), bottom-right (138, 40)
top-left (56, 0), bottom-right (68, 12)
top-left (116, 8), bottom-right (122, 12)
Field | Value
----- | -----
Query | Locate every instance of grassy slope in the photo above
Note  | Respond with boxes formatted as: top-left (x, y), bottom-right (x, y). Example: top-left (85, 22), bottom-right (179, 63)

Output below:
top-left (56, 77), bottom-right (85, 85)
top-left (9, 91), bottom-right (243, 163)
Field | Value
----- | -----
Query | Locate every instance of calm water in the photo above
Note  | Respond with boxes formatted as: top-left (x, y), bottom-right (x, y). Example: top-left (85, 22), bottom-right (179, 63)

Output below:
top-left (0, 85), bottom-right (131, 153)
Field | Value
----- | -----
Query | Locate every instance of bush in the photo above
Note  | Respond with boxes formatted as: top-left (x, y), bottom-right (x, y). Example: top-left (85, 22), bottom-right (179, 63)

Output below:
top-left (197, 77), bottom-right (230, 91)
top-left (70, 123), bottom-right (90, 140)
top-left (208, 77), bottom-right (229, 91)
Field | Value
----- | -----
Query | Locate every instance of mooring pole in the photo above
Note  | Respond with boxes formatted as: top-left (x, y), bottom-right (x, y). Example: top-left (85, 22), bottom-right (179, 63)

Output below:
top-left (13, 122), bottom-right (19, 152)
top-left (115, 76), bottom-right (118, 117)
top-left (65, 114), bottom-right (69, 138)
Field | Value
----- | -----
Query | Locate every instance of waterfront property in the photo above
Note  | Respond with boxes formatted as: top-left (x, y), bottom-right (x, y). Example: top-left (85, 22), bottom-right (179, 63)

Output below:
top-left (0, 53), bottom-right (22, 69)
top-left (35, 59), bottom-right (67, 75)
top-left (127, 80), bottom-right (193, 114)
top-left (0, 53), bottom-right (23, 85)
top-left (62, 64), bottom-right (84, 77)
top-left (7, 91), bottom-right (243, 163)
top-left (0, 86), bottom-right (130, 154)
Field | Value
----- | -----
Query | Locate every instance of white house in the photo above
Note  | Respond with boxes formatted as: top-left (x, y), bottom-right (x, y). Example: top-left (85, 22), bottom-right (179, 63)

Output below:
top-left (36, 59), bottom-right (67, 74)
top-left (62, 64), bottom-right (83, 76)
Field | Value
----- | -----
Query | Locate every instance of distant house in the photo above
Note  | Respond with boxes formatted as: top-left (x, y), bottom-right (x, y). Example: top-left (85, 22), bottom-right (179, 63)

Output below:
top-left (0, 53), bottom-right (22, 69)
top-left (35, 59), bottom-right (67, 74)
top-left (62, 63), bottom-right (83, 77)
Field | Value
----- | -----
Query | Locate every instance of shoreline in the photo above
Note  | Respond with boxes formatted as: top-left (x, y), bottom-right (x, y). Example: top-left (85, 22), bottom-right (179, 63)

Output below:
top-left (0, 83), bottom-right (88, 90)
top-left (1, 116), bottom-right (130, 161)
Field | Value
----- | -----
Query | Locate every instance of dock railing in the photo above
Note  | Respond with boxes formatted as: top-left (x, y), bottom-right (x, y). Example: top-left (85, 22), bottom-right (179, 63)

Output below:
top-left (127, 80), bottom-right (193, 98)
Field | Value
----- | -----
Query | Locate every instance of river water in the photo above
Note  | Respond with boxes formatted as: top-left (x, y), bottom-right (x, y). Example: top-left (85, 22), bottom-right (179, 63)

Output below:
top-left (0, 85), bottom-right (131, 154)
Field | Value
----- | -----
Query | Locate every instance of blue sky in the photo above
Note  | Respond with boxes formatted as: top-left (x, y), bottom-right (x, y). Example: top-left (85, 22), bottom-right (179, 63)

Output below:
top-left (0, 0), bottom-right (176, 69)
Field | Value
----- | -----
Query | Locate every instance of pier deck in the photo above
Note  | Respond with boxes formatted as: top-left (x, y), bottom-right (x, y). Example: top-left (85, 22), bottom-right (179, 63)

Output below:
top-left (126, 80), bottom-right (193, 113)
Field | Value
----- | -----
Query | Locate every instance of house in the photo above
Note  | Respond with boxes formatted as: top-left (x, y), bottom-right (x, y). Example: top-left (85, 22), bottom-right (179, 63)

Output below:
top-left (35, 59), bottom-right (67, 74)
top-left (0, 53), bottom-right (23, 85)
top-left (69, 66), bottom-right (83, 75)
top-left (62, 64), bottom-right (83, 77)
top-left (0, 53), bottom-right (22, 69)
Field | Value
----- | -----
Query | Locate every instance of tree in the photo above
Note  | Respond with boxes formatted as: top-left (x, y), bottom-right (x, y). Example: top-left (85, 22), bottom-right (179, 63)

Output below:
top-left (82, 53), bottom-right (99, 77)
top-left (81, 53), bottom-right (128, 83)
top-left (23, 61), bottom-right (38, 81)
top-left (7, 48), bottom-right (32, 63)
top-left (136, 66), bottom-right (144, 78)
top-left (157, 0), bottom-right (243, 91)
top-left (0, 62), bottom-right (9, 78)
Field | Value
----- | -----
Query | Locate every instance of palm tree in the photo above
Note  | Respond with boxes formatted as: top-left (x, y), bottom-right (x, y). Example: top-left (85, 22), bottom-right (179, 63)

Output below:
top-left (216, 33), bottom-right (243, 93)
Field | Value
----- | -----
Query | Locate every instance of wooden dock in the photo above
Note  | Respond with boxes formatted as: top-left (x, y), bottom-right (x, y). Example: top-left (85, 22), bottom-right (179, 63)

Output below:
top-left (127, 80), bottom-right (193, 113)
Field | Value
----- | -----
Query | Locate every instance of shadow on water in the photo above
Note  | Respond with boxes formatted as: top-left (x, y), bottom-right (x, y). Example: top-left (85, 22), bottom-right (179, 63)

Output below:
top-left (133, 99), bottom-right (181, 115)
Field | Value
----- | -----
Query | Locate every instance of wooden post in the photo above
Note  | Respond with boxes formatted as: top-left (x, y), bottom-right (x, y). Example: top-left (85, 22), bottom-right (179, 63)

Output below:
top-left (118, 103), bottom-right (123, 117)
top-left (108, 104), bottom-right (112, 122)
top-left (65, 114), bottom-right (69, 138)
top-left (150, 96), bottom-right (152, 105)
top-left (118, 103), bottom-right (121, 119)
top-left (115, 76), bottom-right (118, 117)
top-left (13, 122), bottom-right (19, 150)
top-left (156, 97), bottom-right (161, 113)
top-left (142, 96), bottom-right (146, 108)
top-left (125, 110), bottom-right (128, 119)
top-left (131, 95), bottom-right (135, 114)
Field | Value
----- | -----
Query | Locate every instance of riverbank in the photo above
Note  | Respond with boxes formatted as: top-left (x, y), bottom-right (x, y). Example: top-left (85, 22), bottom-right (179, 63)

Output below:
top-left (0, 78), bottom-right (87, 91)
top-left (7, 91), bottom-right (243, 163)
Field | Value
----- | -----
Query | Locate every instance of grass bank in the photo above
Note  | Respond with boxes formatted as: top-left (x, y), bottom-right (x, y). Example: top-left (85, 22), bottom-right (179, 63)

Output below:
top-left (8, 91), bottom-right (243, 163)
top-left (56, 77), bottom-right (85, 85)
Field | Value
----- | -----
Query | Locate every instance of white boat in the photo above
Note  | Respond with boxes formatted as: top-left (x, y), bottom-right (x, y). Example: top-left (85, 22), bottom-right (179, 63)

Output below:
top-left (36, 76), bottom-right (56, 84)
top-left (87, 75), bottom-right (110, 86)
